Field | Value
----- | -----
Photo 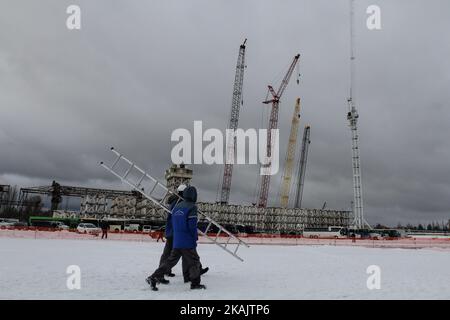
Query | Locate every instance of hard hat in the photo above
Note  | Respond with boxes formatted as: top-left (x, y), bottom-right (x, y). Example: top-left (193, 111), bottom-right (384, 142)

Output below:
top-left (177, 184), bottom-right (187, 192)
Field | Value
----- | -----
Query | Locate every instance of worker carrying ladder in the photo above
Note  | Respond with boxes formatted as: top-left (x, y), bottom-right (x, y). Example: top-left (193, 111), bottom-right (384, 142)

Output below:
top-left (100, 147), bottom-right (249, 262)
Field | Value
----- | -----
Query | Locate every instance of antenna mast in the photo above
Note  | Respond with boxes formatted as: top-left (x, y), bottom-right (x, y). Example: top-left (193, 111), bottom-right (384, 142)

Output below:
top-left (347, 0), bottom-right (369, 229)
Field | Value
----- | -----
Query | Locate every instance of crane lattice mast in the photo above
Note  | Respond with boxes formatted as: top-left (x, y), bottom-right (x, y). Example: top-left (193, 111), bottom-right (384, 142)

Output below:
top-left (257, 54), bottom-right (300, 208)
top-left (220, 39), bottom-right (247, 204)
top-left (294, 125), bottom-right (311, 208)
top-left (348, 0), bottom-right (369, 229)
top-left (279, 98), bottom-right (301, 208)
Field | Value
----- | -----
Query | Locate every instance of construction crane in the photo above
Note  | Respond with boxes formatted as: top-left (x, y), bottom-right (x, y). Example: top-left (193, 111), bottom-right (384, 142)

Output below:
top-left (294, 125), bottom-right (311, 208)
top-left (348, 0), bottom-right (369, 229)
top-left (220, 39), bottom-right (247, 204)
top-left (257, 54), bottom-right (300, 208)
top-left (279, 98), bottom-right (301, 208)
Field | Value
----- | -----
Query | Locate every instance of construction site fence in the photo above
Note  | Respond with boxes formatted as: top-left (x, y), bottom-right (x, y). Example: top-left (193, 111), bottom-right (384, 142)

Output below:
top-left (1, 226), bottom-right (450, 250)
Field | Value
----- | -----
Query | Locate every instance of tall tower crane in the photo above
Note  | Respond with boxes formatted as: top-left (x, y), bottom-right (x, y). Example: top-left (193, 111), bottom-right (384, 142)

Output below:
top-left (257, 54), bottom-right (300, 208)
top-left (348, 0), bottom-right (369, 229)
top-left (294, 125), bottom-right (311, 208)
top-left (220, 39), bottom-right (247, 204)
top-left (279, 98), bottom-right (301, 208)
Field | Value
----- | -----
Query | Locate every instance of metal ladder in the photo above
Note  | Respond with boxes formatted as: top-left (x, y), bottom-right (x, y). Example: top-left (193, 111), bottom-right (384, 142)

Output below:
top-left (100, 147), bottom-right (250, 262)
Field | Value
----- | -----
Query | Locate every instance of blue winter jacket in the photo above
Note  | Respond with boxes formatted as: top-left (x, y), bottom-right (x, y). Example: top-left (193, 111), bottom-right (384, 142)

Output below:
top-left (172, 186), bottom-right (198, 249)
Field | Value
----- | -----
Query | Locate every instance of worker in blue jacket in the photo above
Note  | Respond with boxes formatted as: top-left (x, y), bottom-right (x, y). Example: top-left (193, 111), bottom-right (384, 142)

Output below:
top-left (147, 186), bottom-right (206, 290)
top-left (157, 184), bottom-right (186, 278)
top-left (155, 184), bottom-right (208, 282)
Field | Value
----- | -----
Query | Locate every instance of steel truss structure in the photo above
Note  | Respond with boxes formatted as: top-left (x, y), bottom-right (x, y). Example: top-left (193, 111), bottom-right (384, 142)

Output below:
top-left (20, 183), bottom-right (135, 213)
top-left (60, 201), bottom-right (350, 235)
top-left (199, 203), bottom-right (350, 234)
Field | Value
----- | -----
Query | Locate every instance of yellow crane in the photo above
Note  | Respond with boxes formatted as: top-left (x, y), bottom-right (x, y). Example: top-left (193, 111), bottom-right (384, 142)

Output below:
top-left (279, 98), bottom-right (301, 208)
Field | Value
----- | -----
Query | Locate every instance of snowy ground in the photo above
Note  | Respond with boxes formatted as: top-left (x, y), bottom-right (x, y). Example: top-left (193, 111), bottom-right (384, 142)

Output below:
top-left (0, 237), bottom-right (449, 299)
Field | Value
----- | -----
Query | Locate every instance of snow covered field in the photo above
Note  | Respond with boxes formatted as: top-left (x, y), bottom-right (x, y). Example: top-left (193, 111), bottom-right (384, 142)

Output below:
top-left (0, 237), bottom-right (449, 299)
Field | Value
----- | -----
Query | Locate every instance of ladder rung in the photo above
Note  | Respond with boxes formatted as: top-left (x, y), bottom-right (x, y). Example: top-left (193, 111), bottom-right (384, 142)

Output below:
top-left (136, 173), bottom-right (146, 188)
top-left (225, 236), bottom-right (231, 247)
top-left (147, 181), bottom-right (158, 197)
top-left (111, 155), bottom-right (122, 170)
top-left (204, 222), bottom-right (212, 234)
top-left (123, 164), bottom-right (134, 179)
top-left (161, 190), bottom-right (174, 205)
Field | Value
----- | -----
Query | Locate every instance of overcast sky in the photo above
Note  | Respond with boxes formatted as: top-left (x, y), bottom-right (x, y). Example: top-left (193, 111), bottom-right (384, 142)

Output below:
top-left (0, 0), bottom-right (449, 225)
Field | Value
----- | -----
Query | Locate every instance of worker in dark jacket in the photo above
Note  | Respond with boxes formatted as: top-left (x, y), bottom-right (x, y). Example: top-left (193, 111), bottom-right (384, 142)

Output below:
top-left (157, 184), bottom-right (186, 277)
top-left (148, 186), bottom-right (206, 290)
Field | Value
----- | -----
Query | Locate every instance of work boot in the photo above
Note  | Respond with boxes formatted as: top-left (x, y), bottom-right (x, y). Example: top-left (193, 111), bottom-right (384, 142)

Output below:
top-left (166, 272), bottom-right (176, 277)
top-left (191, 283), bottom-right (206, 290)
top-left (145, 276), bottom-right (158, 291)
top-left (200, 267), bottom-right (209, 276)
top-left (157, 277), bottom-right (170, 284)
top-left (146, 275), bottom-right (169, 289)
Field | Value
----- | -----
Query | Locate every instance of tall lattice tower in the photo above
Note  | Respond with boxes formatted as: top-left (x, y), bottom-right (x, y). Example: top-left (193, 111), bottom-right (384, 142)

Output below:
top-left (220, 39), bottom-right (247, 204)
top-left (348, 0), bottom-right (369, 229)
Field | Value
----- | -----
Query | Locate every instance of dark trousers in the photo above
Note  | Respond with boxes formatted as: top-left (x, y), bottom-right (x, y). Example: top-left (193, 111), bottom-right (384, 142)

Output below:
top-left (153, 248), bottom-right (202, 285)
top-left (159, 237), bottom-right (193, 280)
top-left (101, 229), bottom-right (107, 239)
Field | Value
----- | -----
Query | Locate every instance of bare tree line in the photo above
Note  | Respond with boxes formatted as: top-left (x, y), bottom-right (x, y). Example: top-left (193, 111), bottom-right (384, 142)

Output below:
top-left (0, 185), bottom-right (44, 221)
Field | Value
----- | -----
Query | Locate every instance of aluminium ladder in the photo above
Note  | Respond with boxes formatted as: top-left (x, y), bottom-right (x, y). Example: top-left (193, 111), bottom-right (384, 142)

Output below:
top-left (100, 147), bottom-right (249, 262)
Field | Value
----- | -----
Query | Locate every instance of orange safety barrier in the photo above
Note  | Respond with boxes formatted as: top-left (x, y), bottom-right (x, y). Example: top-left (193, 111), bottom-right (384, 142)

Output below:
top-left (1, 226), bottom-right (450, 250)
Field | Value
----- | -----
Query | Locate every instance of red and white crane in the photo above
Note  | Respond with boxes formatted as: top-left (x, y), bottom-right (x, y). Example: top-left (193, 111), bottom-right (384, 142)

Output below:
top-left (257, 54), bottom-right (300, 208)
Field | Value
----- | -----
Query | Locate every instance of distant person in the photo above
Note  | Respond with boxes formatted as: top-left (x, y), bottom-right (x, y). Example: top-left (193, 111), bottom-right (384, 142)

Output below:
top-left (147, 186), bottom-right (206, 290)
top-left (156, 229), bottom-right (165, 242)
top-left (100, 219), bottom-right (108, 239)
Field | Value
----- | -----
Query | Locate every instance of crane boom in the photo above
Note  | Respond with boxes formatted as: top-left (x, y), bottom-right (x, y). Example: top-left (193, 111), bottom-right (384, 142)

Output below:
top-left (257, 54), bottom-right (300, 208)
top-left (279, 98), bottom-right (301, 208)
top-left (220, 39), bottom-right (247, 204)
top-left (294, 125), bottom-right (311, 208)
